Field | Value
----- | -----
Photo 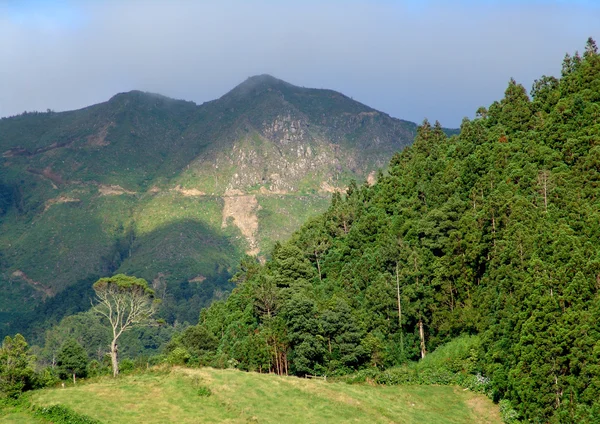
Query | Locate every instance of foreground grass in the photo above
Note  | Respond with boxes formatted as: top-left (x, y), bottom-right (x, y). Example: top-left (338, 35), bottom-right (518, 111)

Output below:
top-left (8, 367), bottom-right (500, 423)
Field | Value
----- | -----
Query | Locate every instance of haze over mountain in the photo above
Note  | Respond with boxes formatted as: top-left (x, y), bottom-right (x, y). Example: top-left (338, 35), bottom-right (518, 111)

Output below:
top-left (0, 75), bottom-right (431, 336)
top-left (2, 1), bottom-right (598, 126)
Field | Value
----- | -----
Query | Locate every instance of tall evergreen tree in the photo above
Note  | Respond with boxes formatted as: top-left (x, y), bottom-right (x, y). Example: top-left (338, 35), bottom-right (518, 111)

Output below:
top-left (57, 338), bottom-right (88, 384)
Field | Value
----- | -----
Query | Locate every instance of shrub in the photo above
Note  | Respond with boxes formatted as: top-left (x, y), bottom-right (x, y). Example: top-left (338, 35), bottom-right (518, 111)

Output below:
top-left (498, 399), bottom-right (521, 424)
top-left (188, 375), bottom-right (212, 397)
top-left (196, 385), bottom-right (212, 397)
top-left (33, 404), bottom-right (101, 424)
top-left (418, 335), bottom-right (481, 374)
top-left (35, 367), bottom-right (60, 389)
top-left (87, 360), bottom-right (110, 378)
top-left (166, 347), bottom-right (190, 365)
top-left (346, 335), bottom-right (492, 395)
top-left (118, 359), bottom-right (136, 375)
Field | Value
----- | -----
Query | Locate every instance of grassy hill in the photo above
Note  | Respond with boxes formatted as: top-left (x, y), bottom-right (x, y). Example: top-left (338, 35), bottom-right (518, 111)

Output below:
top-left (1, 367), bottom-right (501, 423)
top-left (0, 75), bottom-right (433, 337)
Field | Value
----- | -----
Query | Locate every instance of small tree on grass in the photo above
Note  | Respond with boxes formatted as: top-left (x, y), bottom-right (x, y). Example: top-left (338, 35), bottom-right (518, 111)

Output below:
top-left (92, 274), bottom-right (159, 377)
top-left (0, 334), bottom-right (36, 398)
top-left (57, 339), bottom-right (88, 384)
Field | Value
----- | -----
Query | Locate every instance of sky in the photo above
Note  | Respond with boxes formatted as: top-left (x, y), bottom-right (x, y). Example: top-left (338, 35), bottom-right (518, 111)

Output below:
top-left (1, 0), bottom-right (599, 127)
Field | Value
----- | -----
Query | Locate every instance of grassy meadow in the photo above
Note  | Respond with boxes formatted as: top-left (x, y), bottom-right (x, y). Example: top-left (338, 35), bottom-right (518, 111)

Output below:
top-left (1, 367), bottom-right (501, 423)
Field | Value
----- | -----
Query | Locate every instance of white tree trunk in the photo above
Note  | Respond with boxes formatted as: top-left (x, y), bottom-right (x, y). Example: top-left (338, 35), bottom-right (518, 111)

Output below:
top-left (110, 340), bottom-right (119, 377)
top-left (419, 319), bottom-right (426, 359)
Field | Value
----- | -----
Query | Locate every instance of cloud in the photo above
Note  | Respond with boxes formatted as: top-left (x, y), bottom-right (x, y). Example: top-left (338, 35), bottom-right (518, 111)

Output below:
top-left (1, 0), bottom-right (598, 126)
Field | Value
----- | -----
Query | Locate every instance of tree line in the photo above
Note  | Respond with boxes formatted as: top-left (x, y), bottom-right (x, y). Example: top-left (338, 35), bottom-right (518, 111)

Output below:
top-left (167, 38), bottom-right (600, 422)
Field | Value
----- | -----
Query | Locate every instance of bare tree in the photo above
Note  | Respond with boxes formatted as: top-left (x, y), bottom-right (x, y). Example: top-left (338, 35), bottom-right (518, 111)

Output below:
top-left (92, 274), bottom-right (159, 377)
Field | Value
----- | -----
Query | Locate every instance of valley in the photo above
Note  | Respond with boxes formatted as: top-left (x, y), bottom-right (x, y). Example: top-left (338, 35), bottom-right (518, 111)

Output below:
top-left (0, 75), bottom-right (424, 336)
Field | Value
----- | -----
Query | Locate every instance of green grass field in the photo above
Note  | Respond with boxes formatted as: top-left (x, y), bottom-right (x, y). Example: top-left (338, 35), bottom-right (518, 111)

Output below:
top-left (2, 367), bottom-right (501, 423)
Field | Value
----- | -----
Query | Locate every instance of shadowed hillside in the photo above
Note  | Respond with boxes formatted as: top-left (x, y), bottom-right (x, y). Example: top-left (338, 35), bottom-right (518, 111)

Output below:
top-left (0, 75), bottom-right (433, 337)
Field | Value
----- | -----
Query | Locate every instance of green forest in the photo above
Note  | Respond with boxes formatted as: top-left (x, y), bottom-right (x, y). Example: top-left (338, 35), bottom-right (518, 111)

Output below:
top-left (179, 39), bottom-right (600, 422)
top-left (2, 40), bottom-right (600, 423)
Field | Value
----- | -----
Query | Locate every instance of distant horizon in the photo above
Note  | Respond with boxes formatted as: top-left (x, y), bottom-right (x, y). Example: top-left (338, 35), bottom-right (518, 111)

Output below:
top-left (1, 1), bottom-right (599, 127)
top-left (1, 73), bottom-right (444, 127)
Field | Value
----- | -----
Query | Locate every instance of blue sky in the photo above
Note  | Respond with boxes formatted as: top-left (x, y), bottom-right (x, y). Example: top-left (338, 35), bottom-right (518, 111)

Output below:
top-left (1, 0), bottom-right (599, 126)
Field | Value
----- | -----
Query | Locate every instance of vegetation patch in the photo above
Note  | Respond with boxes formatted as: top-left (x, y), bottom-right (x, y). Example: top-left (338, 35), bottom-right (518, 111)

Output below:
top-left (25, 368), bottom-right (499, 423)
top-left (33, 404), bottom-right (102, 424)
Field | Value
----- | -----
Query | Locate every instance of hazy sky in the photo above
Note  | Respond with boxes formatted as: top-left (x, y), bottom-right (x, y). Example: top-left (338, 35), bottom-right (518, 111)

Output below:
top-left (1, 0), bottom-right (598, 127)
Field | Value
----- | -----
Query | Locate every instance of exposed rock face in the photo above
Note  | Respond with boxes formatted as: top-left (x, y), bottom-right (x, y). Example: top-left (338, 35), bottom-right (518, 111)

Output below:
top-left (184, 78), bottom-right (416, 198)
top-left (11, 270), bottom-right (54, 298)
top-left (172, 186), bottom-right (205, 196)
top-left (98, 184), bottom-right (136, 196)
top-left (44, 196), bottom-right (80, 211)
top-left (221, 191), bottom-right (261, 256)
top-left (86, 122), bottom-right (114, 147)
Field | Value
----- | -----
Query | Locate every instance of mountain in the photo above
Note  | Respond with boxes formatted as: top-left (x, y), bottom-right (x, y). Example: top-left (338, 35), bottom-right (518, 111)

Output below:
top-left (0, 75), bottom-right (427, 335)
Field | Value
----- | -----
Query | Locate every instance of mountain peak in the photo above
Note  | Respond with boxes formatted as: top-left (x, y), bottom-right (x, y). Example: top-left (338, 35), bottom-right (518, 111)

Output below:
top-left (240, 74), bottom-right (292, 88)
top-left (223, 74), bottom-right (295, 100)
top-left (245, 74), bottom-right (284, 84)
top-left (108, 90), bottom-right (185, 104)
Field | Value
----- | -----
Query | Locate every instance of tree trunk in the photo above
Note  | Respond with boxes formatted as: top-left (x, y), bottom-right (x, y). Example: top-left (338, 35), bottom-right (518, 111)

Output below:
top-left (539, 170), bottom-right (549, 212)
top-left (274, 343), bottom-right (280, 375)
top-left (491, 213), bottom-right (496, 248)
top-left (395, 263), bottom-right (404, 355)
top-left (110, 340), bottom-right (119, 377)
top-left (73, 373), bottom-right (76, 385)
top-left (267, 339), bottom-right (272, 373)
top-left (315, 254), bottom-right (322, 282)
top-left (418, 318), bottom-right (426, 359)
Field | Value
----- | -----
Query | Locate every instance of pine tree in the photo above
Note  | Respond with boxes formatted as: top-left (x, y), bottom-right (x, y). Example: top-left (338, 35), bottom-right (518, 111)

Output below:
top-left (57, 338), bottom-right (89, 384)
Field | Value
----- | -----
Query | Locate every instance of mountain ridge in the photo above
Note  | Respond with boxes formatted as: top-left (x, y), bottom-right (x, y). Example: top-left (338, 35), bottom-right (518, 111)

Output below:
top-left (0, 75), bottom-right (448, 337)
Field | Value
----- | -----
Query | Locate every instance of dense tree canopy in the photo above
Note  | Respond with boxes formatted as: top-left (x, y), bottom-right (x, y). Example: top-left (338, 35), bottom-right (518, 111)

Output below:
top-left (186, 41), bottom-right (600, 422)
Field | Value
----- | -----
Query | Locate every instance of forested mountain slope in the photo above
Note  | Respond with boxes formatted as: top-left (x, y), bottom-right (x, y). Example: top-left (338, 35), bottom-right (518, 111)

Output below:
top-left (0, 75), bottom-right (421, 336)
top-left (194, 40), bottom-right (600, 422)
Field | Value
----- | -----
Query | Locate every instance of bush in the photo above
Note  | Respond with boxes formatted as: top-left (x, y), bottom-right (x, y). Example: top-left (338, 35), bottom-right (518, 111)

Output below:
top-left (418, 335), bottom-right (481, 374)
top-left (118, 359), bottom-right (136, 375)
top-left (196, 385), bottom-right (212, 397)
top-left (165, 347), bottom-right (191, 365)
top-left (188, 375), bottom-right (212, 397)
top-left (346, 335), bottom-right (492, 395)
top-left (87, 360), bottom-right (110, 378)
top-left (163, 325), bottom-right (217, 367)
top-left (499, 399), bottom-right (521, 424)
top-left (33, 404), bottom-right (101, 424)
top-left (35, 367), bottom-right (60, 389)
